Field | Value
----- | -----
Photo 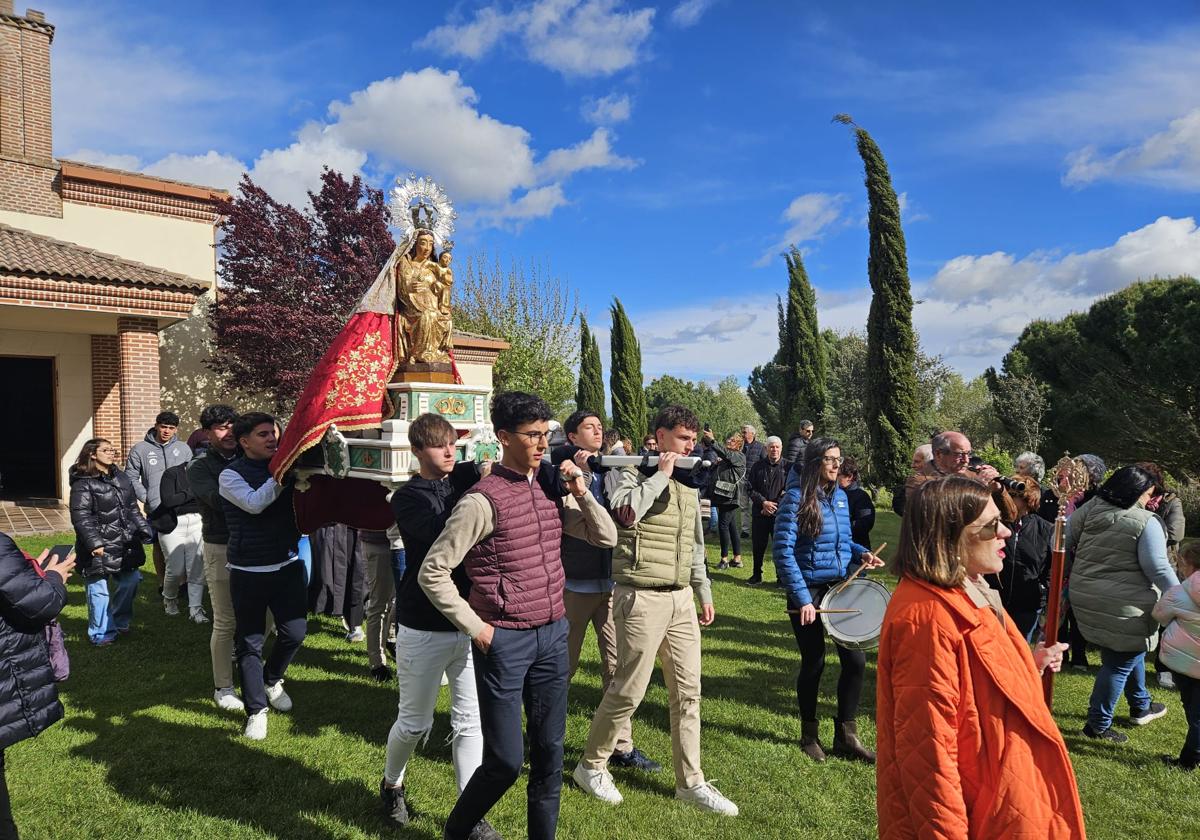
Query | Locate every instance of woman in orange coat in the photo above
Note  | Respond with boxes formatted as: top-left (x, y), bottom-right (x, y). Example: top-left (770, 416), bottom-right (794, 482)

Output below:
top-left (876, 475), bottom-right (1085, 839)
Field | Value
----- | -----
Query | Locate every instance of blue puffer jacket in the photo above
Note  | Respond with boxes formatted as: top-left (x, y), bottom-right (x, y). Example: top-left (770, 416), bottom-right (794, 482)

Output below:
top-left (772, 467), bottom-right (867, 607)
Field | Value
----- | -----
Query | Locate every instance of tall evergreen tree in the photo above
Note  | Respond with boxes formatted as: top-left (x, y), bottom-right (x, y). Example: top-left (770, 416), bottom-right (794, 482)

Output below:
top-left (575, 314), bottom-right (608, 424)
top-left (836, 114), bottom-right (919, 486)
top-left (748, 247), bottom-right (827, 436)
top-left (609, 298), bottom-right (647, 439)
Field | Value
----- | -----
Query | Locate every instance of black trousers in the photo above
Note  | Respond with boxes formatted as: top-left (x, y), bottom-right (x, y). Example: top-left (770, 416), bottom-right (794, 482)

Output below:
top-left (1065, 606), bottom-right (1088, 665)
top-left (0, 751), bottom-right (17, 840)
top-left (788, 587), bottom-right (866, 722)
top-left (231, 562), bottom-right (309, 715)
top-left (717, 504), bottom-right (741, 557)
top-left (751, 514), bottom-right (775, 577)
top-left (447, 618), bottom-right (569, 840)
top-left (1174, 672), bottom-right (1200, 766)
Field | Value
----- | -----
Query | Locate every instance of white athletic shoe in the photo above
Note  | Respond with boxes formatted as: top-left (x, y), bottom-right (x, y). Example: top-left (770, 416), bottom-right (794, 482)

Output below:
top-left (163, 597), bottom-right (180, 616)
top-left (244, 710), bottom-right (268, 740)
top-left (190, 607), bottom-right (210, 624)
top-left (676, 782), bottom-right (739, 816)
top-left (572, 763), bottom-right (623, 804)
top-left (214, 687), bottom-right (244, 712)
top-left (265, 680), bottom-right (293, 712)
top-left (346, 627), bottom-right (366, 643)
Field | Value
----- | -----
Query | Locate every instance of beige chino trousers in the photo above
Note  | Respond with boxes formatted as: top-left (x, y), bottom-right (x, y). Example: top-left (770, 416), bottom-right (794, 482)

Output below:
top-left (363, 541), bottom-right (396, 669)
top-left (582, 584), bottom-right (704, 788)
top-left (564, 589), bottom-right (632, 754)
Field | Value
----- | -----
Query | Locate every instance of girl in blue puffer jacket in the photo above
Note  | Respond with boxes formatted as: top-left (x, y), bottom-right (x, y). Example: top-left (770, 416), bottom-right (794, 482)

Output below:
top-left (773, 438), bottom-right (883, 764)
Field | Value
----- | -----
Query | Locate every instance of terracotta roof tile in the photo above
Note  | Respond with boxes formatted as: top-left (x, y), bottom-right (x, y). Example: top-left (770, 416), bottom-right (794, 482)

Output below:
top-left (0, 223), bottom-right (207, 291)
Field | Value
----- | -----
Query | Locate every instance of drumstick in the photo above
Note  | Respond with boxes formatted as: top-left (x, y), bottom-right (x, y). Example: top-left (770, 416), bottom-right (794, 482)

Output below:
top-left (832, 542), bottom-right (887, 597)
top-left (788, 608), bottom-right (861, 615)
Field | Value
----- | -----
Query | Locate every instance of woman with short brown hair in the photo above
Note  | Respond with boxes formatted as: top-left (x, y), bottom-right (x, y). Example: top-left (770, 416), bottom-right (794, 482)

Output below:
top-left (877, 475), bottom-right (1084, 839)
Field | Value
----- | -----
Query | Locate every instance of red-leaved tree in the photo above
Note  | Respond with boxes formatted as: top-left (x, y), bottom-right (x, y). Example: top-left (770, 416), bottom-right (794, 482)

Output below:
top-left (207, 169), bottom-right (395, 412)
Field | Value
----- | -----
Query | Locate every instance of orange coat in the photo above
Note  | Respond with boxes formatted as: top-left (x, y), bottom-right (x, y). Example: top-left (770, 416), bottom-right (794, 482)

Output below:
top-left (876, 576), bottom-right (1086, 839)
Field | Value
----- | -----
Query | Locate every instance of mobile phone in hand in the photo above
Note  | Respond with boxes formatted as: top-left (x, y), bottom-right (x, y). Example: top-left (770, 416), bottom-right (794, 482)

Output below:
top-left (44, 544), bottom-right (74, 568)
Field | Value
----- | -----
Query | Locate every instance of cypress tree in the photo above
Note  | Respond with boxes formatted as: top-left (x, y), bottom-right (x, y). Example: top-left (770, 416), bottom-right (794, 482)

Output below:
top-left (609, 298), bottom-right (647, 439)
top-left (748, 246), bottom-right (827, 435)
top-left (838, 114), bottom-right (919, 486)
top-left (575, 314), bottom-right (608, 425)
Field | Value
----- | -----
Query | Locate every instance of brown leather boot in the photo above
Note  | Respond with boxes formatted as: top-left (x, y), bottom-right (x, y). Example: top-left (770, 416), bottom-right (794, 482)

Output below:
top-left (800, 720), bottom-right (826, 762)
top-left (832, 719), bottom-right (876, 764)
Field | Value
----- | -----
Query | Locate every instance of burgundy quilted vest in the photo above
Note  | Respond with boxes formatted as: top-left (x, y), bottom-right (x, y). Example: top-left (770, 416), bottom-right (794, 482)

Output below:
top-left (463, 464), bottom-right (565, 629)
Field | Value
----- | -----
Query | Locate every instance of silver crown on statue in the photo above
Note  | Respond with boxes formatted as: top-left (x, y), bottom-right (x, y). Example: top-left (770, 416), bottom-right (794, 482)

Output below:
top-left (390, 174), bottom-right (456, 252)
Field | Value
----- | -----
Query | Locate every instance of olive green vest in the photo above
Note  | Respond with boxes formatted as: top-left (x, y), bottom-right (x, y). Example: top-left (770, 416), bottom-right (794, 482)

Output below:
top-left (612, 475), bottom-right (698, 589)
top-left (1069, 498), bottom-right (1160, 652)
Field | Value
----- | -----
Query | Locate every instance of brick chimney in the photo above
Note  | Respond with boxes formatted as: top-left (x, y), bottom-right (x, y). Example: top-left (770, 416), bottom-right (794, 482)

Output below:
top-left (0, 6), bottom-right (55, 163)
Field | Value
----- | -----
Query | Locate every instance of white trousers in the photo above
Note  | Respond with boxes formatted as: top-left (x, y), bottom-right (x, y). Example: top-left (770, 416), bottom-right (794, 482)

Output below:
top-left (160, 512), bottom-right (205, 609)
top-left (383, 624), bottom-right (483, 790)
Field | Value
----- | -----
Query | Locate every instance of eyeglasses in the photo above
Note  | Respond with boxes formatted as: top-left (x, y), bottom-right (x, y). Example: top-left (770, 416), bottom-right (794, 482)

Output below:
top-left (511, 430), bottom-right (550, 444)
top-left (822, 456), bottom-right (845, 466)
top-left (972, 517), bottom-right (1003, 539)
top-left (950, 450), bottom-right (973, 461)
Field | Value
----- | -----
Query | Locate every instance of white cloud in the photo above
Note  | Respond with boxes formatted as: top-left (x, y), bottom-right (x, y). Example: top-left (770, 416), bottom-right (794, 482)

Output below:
top-left (755, 192), bottom-right (848, 267)
top-left (66, 149), bottom-right (142, 171)
top-left (1063, 108), bottom-right (1200, 190)
top-left (670, 0), bottom-right (718, 27)
top-left (249, 125), bottom-right (368, 208)
top-left (981, 27), bottom-right (1200, 148)
top-left (537, 128), bottom-right (638, 181)
top-left (420, 0), bottom-right (655, 77)
top-left (144, 151), bottom-right (247, 192)
top-left (582, 93), bottom-right (633, 125)
top-left (631, 215), bottom-right (1200, 379)
top-left (482, 184), bottom-right (570, 226)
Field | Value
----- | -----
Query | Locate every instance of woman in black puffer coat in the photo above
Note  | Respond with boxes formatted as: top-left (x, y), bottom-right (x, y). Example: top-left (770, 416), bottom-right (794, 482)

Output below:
top-left (68, 439), bottom-right (152, 645)
top-left (0, 531), bottom-right (73, 838)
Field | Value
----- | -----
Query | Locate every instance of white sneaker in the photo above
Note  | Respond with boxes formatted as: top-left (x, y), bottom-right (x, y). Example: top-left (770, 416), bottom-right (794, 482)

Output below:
top-left (190, 607), bottom-right (210, 624)
top-left (1158, 671), bottom-right (1177, 690)
top-left (572, 762), bottom-right (623, 804)
top-left (163, 597), bottom-right (180, 616)
top-left (346, 628), bottom-right (366, 643)
top-left (214, 687), bottom-right (244, 712)
top-left (676, 782), bottom-right (738, 816)
top-left (244, 710), bottom-right (268, 740)
top-left (266, 680), bottom-right (293, 712)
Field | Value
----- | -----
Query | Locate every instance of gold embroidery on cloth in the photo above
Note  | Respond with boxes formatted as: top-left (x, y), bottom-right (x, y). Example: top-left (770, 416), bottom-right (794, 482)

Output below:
top-left (324, 332), bottom-right (390, 410)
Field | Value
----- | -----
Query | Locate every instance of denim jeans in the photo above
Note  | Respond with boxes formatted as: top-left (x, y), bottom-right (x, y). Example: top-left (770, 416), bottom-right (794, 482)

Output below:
top-left (445, 618), bottom-right (568, 840)
top-left (384, 624), bottom-right (483, 790)
top-left (1087, 647), bottom-right (1152, 731)
top-left (84, 569), bottom-right (141, 643)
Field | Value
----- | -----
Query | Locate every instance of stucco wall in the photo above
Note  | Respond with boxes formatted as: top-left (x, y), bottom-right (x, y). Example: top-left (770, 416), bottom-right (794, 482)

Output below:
top-left (0, 328), bottom-right (92, 500)
top-left (0, 201), bottom-right (216, 285)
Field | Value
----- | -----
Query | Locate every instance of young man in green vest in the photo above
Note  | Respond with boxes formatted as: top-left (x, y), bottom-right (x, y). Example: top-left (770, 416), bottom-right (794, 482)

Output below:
top-left (572, 405), bottom-right (737, 816)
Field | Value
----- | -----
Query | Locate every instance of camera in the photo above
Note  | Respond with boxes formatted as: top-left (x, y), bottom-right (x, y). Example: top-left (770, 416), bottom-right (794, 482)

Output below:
top-left (967, 456), bottom-right (1026, 493)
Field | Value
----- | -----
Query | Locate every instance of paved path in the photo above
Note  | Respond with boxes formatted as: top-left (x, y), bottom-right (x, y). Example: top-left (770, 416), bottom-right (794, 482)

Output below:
top-left (0, 503), bottom-right (72, 536)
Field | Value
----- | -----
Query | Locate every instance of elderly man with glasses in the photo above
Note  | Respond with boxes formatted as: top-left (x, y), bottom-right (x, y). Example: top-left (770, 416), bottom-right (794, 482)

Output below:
top-left (904, 431), bottom-right (1001, 506)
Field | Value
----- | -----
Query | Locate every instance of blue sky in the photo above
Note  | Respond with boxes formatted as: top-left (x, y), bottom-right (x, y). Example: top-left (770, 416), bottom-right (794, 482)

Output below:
top-left (46, 1), bottom-right (1200, 381)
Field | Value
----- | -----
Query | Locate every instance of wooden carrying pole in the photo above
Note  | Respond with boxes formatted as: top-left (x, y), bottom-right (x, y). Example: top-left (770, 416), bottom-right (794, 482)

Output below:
top-left (1041, 513), bottom-right (1067, 707)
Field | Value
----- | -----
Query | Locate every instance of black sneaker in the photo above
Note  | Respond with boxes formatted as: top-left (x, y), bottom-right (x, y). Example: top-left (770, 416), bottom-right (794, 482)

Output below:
top-left (609, 746), bottom-right (662, 772)
top-left (379, 778), bottom-right (410, 826)
top-left (1161, 755), bottom-right (1199, 771)
top-left (1081, 724), bottom-right (1128, 743)
top-left (469, 820), bottom-right (503, 840)
top-left (747, 574), bottom-right (763, 585)
top-left (370, 665), bottom-right (392, 683)
top-left (1131, 701), bottom-right (1169, 726)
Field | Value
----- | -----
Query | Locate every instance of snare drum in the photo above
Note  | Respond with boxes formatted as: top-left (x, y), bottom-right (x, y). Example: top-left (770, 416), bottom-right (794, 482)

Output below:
top-left (819, 578), bottom-right (891, 651)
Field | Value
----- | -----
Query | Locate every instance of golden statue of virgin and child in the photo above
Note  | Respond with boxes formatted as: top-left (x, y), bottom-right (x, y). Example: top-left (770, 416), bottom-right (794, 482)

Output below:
top-left (394, 227), bottom-right (454, 366)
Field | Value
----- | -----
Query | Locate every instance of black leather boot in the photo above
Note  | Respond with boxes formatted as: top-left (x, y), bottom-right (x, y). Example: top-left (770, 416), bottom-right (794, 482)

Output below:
top-left (800, 719), bottom-right (826, 762)
top-left (833, 719), bottom-right (876, 764)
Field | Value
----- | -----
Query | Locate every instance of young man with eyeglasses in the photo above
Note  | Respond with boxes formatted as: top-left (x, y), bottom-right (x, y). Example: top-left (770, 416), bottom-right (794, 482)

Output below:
top-left (573, 405), bottom-right (737, 816)
top-left (419, 391), bottom-right (618, 840)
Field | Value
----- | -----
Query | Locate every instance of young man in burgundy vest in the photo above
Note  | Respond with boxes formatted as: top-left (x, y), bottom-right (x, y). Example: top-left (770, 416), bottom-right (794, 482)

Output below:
top-left (420, 391), bottom-right (617, 840)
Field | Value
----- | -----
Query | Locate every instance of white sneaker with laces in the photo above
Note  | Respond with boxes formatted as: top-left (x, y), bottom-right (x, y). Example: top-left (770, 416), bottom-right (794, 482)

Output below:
top-left (346, 628), bottom-right (366, 643)
top-left (244, 710), bottom-right (268, 740)
top-left (163, 597), bottom-right (180, 616)
top-left (676, 781), bottom-right (738, 816)
top-left (572, 762), bottom-right (623, 804)
top-left (266, 680), bottom-right (293, 712)
top-left (190, 607), bottom-right (210, 624)
top-left (214, 687), bottom-right (244, 712)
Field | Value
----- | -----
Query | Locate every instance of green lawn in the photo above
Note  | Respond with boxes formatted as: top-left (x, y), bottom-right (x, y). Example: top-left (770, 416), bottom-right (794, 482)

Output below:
top-left (9, 514), bottom-right (1195, 839)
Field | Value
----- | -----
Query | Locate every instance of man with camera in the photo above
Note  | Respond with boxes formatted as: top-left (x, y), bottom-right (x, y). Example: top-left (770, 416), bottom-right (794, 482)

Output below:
top-left (904, 432), bottom-right (1004, 504)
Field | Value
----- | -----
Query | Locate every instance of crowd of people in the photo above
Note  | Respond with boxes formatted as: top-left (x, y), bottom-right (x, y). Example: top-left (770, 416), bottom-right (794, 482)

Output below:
top-left (1, 399), bottom-right (1197, 839)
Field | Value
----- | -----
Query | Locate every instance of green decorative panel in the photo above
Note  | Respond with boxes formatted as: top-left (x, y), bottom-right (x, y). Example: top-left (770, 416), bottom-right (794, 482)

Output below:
top-left (427, 391), bottom-right (476, 421)
top-left (349, 447), bottom-right (384, 470)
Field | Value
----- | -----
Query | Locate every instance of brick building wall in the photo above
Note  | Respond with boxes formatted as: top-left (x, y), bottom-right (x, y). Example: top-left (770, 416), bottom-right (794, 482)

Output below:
top-left (117, 316), bottom-right (160, 449)
top-left (90, 334), bottom-right (122, 452)
top-left (0, 7), bottom-right (58, 217)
